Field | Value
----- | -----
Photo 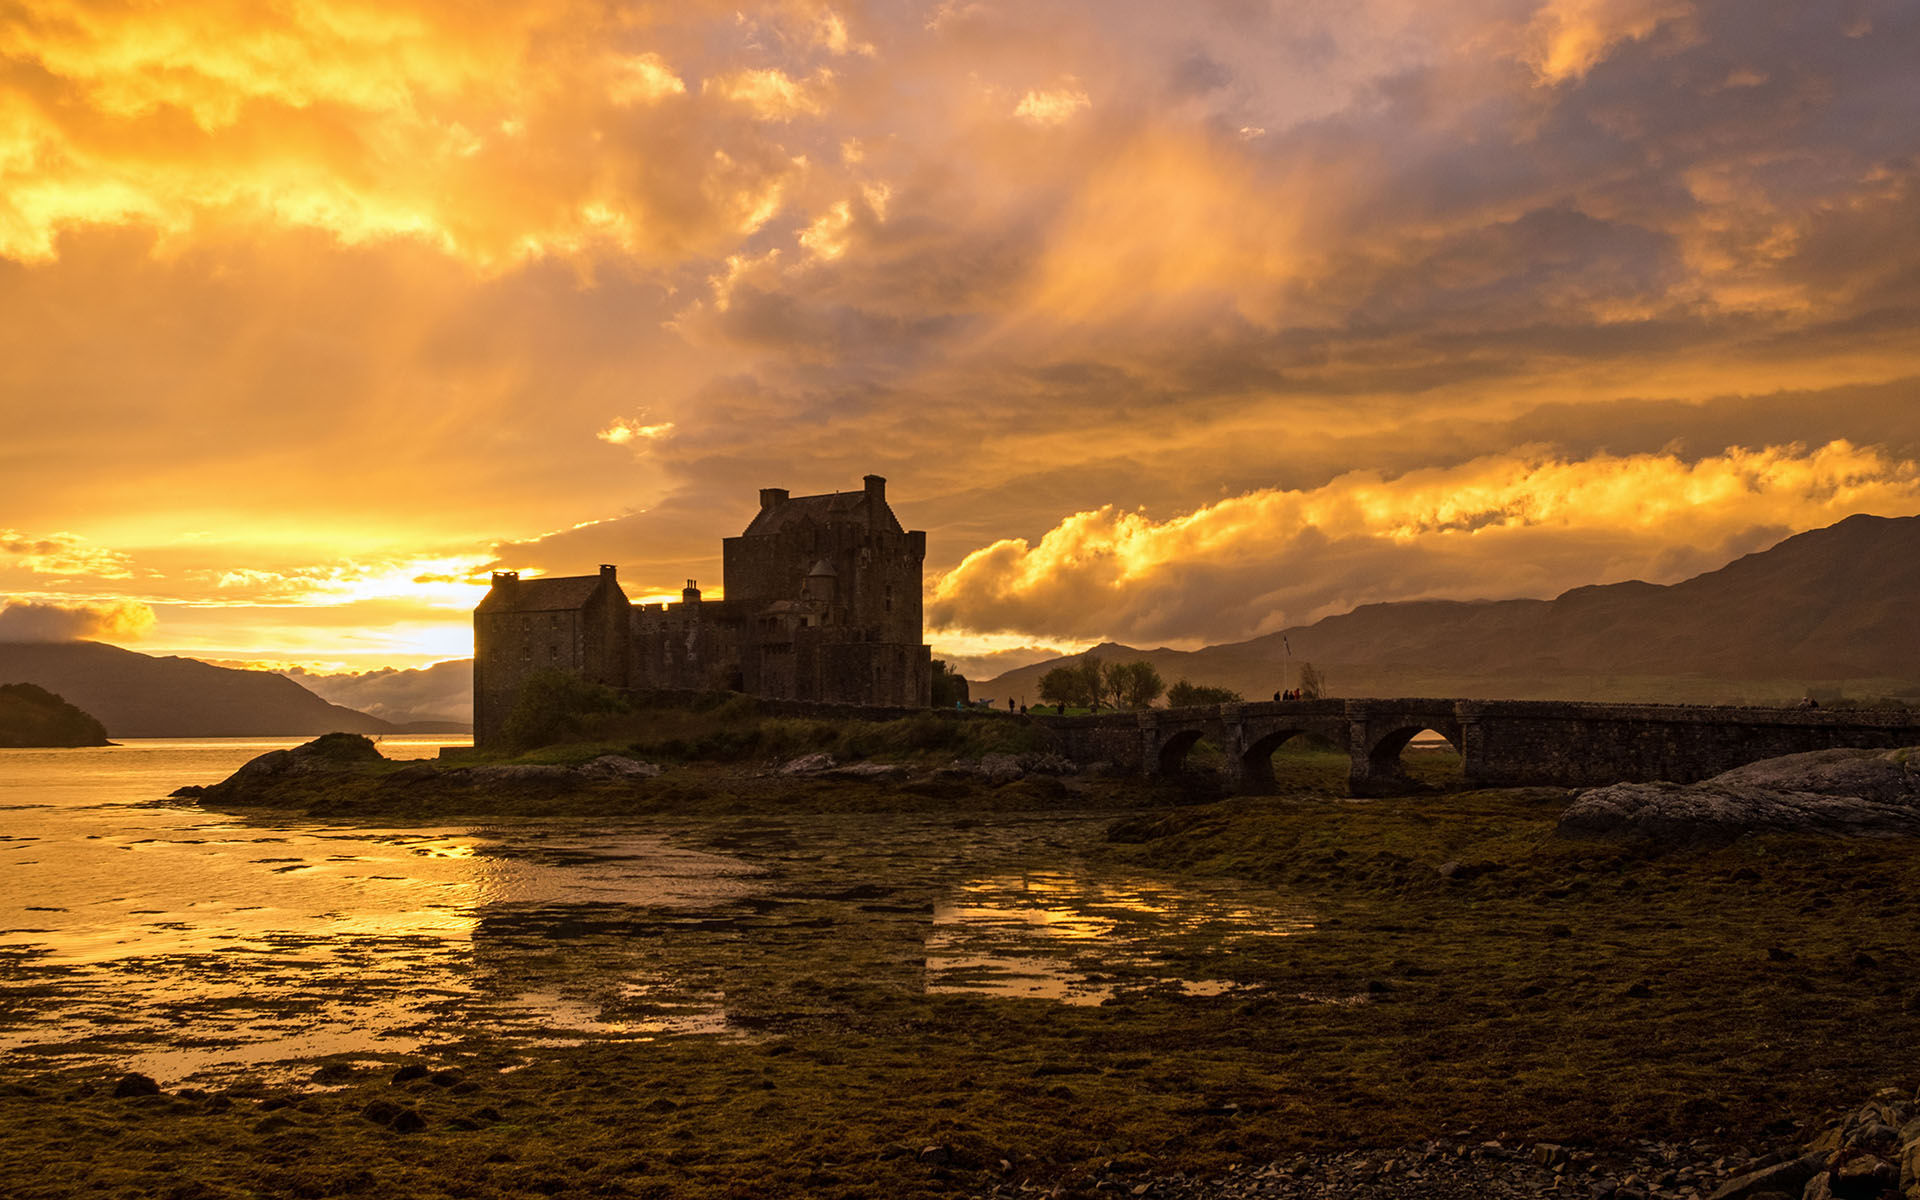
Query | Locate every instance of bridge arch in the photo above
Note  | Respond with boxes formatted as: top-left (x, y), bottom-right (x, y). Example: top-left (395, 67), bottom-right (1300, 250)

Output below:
top-left (1156, 727), bottom-right (1209, 775)
top-left (1239, 727), bottom-right (1340, 791)
top-left (1355, 719), bottom-right (1465, 796)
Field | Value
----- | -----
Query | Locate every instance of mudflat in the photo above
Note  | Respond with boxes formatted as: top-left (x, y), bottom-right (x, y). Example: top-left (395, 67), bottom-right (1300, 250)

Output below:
top-left (4, 756), bottom-right (1919, 1199)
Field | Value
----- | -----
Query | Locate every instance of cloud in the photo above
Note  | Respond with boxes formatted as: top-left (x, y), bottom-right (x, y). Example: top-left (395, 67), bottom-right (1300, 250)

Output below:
top-left (1012, 83), bottom-right (1091, 126)
top-left (0, 598), bottom-right (157, 642)
top-left (0, 0), bottom-right (813, 268)
top-left (0, 531), bottom-right (134, 578)
top-left (5, 0), bottom-right (1920, 673)
top-left (704, 67), bottom-right (835, 120)
top-left (597, 416), bottom-right (676, 446)
top-left (928, 441), bottom-right (1920, 645)
top-left (1521, 0), bottom-right (1698, 85)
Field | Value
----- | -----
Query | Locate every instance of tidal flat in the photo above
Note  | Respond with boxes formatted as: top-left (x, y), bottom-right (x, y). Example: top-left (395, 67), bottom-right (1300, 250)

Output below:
top-left (5, 753), bottom-right (1920, 1199)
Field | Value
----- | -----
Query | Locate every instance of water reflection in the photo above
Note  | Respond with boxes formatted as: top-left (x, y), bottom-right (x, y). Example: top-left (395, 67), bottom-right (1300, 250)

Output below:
top-left (925, 871), bottom-right (1312, 1005)
top-left (0, 739), bottom-right (756, 1082)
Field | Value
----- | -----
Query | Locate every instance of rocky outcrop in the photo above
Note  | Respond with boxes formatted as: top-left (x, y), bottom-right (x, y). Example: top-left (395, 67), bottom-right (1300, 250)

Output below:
top-left (184, 735), bottom-right (665, 808)
top-left (1556, 748), bottom-right (1920, 844)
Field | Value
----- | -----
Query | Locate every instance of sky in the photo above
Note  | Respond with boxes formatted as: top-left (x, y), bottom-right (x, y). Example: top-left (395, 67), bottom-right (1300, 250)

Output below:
top-left (2, 0), bottom-right (1919, 678)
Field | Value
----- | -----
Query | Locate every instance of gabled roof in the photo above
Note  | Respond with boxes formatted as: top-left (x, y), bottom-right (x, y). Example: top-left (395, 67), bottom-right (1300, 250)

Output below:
top-left (741, 489), bottom-right (904, 537)
top-left (476, 574), bottom-right (611, 614)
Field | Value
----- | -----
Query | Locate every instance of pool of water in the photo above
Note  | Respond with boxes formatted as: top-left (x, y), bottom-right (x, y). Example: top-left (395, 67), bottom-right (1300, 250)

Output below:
top-left (925, 870), bottom-right (1313, 1004)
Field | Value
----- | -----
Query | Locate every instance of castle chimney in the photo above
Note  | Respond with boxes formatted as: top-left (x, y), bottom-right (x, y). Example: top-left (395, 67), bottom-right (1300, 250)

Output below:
top-left (599, 564), bottom-right (618, 579)
top-left (863, 474), bottom-right (886, 503)
top-left (491, 570), bottom-right (520, 588)
top-left (683, 579), bottom-right (702, 604)
top-left (760, 487), bottom-right (789, 511)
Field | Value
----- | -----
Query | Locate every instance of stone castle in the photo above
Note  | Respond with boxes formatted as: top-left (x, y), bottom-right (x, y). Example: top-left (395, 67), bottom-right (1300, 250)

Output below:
top-left (473, 474), bottom-right (931, 745)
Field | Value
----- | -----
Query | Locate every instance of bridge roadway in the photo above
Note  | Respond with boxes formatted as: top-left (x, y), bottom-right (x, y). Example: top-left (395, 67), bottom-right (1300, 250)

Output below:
top-left (1029, 698), bottom-right (1920, 796)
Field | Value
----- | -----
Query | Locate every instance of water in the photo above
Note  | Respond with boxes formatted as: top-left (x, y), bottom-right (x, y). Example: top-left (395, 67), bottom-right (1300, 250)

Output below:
top-left (1, 741), bottom-right (1314, 1085)
top-left (0, 739), bottom-right (754, 1082)
top-left (925, 870), bottom-right (1313, 1004)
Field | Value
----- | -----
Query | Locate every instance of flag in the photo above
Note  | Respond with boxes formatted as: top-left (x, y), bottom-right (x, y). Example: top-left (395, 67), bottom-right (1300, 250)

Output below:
top-left (1282, 635), bottom-right (1292, 655)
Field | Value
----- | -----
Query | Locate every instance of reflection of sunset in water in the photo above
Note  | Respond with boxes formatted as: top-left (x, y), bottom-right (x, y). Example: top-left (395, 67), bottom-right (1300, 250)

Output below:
top-left (926, 870), bottom-right (1312, 1005)
top-left (0, 740), bottom-right (756, 1081)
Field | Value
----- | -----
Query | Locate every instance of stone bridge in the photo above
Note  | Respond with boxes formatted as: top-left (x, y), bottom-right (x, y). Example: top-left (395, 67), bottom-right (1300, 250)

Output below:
top-left (1031, 699), bottom-right (1920, 797)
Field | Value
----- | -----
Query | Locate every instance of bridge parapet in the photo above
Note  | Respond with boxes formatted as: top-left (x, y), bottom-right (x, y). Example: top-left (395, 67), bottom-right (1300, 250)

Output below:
top-left (1050, 697), bottom-right (1919, 796)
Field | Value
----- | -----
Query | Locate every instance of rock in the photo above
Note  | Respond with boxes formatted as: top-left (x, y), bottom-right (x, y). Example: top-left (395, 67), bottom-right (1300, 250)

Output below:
top-left (822, 762), bottom-right (909, 780)
top-left (580, 755), bottom-right (662, 779)
top-left (388, 1108), bottom-right (427, 1134)
top-left (230, 733), bottom-right (386, 782)
top-left (1706, 1153), bottom-right (1825, 1200)
top-left (1714, 748), bottom-right (1920, 803)
top-left (978, 753), bottom-right (1025, 783)
top-left (391, 1063), bottom-right (429, 1084)
top-left (1556, 749), bottom-right (1920, 846)
top-left (463, 763), bottom-right (577, 783)
top-left (112, 1072), bottom-right (161, 1098)
top-left (779, 753), bottom-right (836, 775)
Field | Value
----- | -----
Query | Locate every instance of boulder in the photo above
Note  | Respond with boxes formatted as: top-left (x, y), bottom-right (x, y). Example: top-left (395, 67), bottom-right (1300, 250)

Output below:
top-left (1555, 748), bottom-right (1920, 845)
top-left (226, 732), bottom-right (386, 781)
top-left (579, 755), bottom-right (663, 779)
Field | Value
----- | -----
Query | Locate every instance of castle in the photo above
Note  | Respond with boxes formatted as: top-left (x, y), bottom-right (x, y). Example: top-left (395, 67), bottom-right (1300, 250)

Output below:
top-left (473, 474), bottom-right (932, 746)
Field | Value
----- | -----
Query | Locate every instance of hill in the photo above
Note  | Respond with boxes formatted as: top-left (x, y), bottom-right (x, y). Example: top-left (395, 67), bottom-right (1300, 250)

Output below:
top-left (0, 641), bottom-right (395, 737)
top-left (0, 681), bottom-right (111, 747)
top-left (976, 513), bottom-right (1920, 706)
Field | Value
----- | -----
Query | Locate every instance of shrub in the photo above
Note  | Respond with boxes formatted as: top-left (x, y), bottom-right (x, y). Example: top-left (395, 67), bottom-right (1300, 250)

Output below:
top-left (501, 670), bottom-right (631, 753)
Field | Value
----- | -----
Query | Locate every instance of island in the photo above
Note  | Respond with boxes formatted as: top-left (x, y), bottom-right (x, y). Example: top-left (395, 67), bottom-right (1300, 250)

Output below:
top-left (0, 681), bottom-right (111, 748)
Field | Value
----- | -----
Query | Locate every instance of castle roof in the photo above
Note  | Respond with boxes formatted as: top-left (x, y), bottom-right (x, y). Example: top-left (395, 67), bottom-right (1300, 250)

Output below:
top-left (741, 488), bottom-right (904, 537)
top-left (476, 573), bottom-right (615, 613)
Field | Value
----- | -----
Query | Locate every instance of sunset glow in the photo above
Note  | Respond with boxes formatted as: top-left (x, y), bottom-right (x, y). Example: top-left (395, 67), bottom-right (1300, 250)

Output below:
top-left (3, 0), bottom-right (1918, 673)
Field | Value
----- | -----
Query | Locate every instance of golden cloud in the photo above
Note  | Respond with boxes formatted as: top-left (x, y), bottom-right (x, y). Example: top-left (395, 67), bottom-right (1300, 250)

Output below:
top-left (929, 442), bottom-right (1920, 644)
top-left (1521, 0), bottom-right (1697, 84)
top-left (0, 597), bottom-right (157, 641)
top-left (0, 530), bottom-right (135, 579)
top-left (703, 67), bottom-right (835, 120)
top-left (598, 416), bottom-right (677, 446)
top-left (1012, 83), bottom-right (1090, 126)
top-left (0, 0), bottom-right (808, 268)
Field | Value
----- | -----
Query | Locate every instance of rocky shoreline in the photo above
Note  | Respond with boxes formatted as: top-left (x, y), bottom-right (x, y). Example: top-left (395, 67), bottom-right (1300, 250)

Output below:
top-left (978, 1087), bottom-right (1920, 1200)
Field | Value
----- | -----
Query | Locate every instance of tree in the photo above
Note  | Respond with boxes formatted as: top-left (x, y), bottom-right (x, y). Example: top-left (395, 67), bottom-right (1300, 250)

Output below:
top-left (502, 669), bottom-right (630, 753)
top-left (1167, 680), bottom-right (1243, 708)
top-left (1038, 665), bottom-right (1090, 710)
top-left (1297, 662), bottom-right (1326, 700)
top-left (930, 659), bottom-right (969, 708)
top-left (1105, 660), bottom-right (1165, 709)
top-left (1075, 654), bottom-right (1107, 710)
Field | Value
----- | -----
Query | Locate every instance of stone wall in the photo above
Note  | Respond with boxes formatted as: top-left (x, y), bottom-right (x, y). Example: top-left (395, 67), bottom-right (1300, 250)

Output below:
top-left (1458, 700), bottom-right (1920, 789)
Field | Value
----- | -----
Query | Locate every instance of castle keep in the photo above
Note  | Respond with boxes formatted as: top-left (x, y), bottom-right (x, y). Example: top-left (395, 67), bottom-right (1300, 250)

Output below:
top-left (473, 474), bottom-right (931, 745)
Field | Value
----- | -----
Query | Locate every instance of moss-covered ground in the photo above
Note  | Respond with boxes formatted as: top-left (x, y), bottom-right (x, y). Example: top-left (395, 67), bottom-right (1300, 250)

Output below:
top-left (5, 742), bottom-right (1920, 1198)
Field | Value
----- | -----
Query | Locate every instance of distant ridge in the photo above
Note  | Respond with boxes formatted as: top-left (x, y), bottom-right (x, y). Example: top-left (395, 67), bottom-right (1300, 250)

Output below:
top-left (976, 513), bottom-right (1920, 706)
top-left (0, 641), bottom-right (395, 737)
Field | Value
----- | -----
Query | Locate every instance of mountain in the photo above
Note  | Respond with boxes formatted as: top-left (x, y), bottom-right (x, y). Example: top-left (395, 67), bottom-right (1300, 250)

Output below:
top-left (280, 659), bottom-right (472, 730)
top-left (975, 514), bottom-right (1920, 706)
top-left (0, 641), bottom-right (395, 737)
